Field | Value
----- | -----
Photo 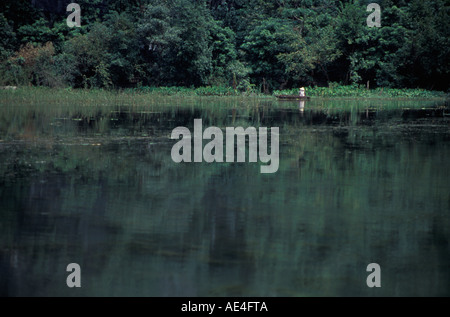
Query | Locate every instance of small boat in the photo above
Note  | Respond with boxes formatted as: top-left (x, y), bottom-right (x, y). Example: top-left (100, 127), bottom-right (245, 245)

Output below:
top-left (276, 95), bottom-right (311, 101)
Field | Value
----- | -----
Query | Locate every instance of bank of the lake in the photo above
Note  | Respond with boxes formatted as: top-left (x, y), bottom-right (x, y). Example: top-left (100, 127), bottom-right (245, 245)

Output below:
top-left (1, 85), bottom-right (448, 107)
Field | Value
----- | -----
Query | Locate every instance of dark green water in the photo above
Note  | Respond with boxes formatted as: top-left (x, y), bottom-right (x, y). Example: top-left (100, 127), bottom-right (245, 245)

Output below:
top-left (1, 98), bottom-right (449, 296)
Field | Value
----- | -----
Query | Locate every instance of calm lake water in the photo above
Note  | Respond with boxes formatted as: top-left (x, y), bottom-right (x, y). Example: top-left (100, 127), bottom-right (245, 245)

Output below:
top-left (1, 97), bottom-right (449, 296)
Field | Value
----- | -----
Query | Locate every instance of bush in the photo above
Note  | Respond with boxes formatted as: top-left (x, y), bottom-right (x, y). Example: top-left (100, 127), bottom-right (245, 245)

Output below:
top-left (0, 42), bottom-right (56, 86)
top-left (273, 84), bottom-right (447, 98)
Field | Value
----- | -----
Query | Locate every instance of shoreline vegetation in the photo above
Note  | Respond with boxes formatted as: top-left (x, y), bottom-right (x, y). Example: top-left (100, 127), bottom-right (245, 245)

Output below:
top-left (1, 85), bottom-right (448, 104)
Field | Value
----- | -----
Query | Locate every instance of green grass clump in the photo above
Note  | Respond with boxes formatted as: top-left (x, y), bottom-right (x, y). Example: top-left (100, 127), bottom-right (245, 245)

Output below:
top-left (127, 85), bottom-right (253, 96)
top-left (274, 84), bottom-right (448, 99)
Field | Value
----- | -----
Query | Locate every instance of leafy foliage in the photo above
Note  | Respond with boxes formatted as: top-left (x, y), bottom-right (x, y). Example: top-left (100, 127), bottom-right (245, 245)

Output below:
top-left (0, 0), bottom-right (448, 92)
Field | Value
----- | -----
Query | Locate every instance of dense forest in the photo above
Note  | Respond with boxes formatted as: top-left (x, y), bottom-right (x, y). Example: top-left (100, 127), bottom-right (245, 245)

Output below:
top-left (0, 0), bottom-right (449, 92)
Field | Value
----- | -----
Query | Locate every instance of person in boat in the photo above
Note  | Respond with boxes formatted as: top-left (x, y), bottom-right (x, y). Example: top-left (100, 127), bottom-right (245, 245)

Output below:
top-left (299, 87), bottom-right (305, 97)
